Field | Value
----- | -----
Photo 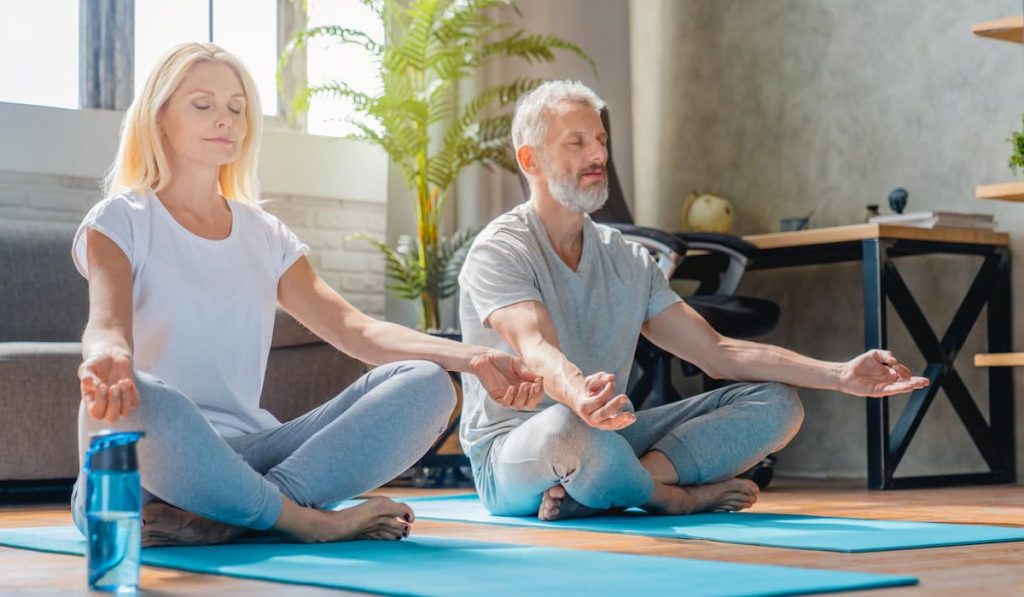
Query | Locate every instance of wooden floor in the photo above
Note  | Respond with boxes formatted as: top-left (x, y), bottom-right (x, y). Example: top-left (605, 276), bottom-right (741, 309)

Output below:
top-left (2, 478), bottom-right (1023, 595)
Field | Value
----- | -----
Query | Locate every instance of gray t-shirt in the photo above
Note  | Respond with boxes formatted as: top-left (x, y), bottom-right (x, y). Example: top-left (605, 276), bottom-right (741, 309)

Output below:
top-left (458, 202), bottom-right (682, 466)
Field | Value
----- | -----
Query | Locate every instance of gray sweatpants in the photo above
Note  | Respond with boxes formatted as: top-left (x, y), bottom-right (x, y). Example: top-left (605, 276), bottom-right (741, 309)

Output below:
top-left (72, 360), bottom-right (456, 534)
top-left (475, 382), bottom-right (804, 516)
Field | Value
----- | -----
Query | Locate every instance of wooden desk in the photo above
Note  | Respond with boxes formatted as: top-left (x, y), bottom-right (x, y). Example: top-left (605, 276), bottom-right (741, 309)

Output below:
top-left (691, 224), bottom-right (1015, 489)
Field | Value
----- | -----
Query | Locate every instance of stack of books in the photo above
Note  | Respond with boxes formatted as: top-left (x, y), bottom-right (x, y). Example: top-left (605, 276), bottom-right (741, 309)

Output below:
top-left (869, 211), bottom-right (996, 230)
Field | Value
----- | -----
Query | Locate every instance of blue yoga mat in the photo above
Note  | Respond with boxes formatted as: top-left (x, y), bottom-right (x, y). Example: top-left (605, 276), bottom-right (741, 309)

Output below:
top-left (387, 494), bottom-right (1024, 553)
top-left (0, 525), bottom-right (916, 597)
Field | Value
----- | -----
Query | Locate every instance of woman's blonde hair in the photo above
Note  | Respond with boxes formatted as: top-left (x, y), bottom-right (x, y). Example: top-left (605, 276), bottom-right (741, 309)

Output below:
top-left (103, 42), bottom-right (262, 204)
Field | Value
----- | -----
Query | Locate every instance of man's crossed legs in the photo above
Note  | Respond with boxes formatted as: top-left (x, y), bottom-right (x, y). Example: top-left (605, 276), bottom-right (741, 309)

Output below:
top-left (477, 382), bottom-right (804, 519)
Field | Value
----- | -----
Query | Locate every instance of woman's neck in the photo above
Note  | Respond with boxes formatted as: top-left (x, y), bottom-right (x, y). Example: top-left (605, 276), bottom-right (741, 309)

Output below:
top-left (157, 159), bottom-right (226, 219)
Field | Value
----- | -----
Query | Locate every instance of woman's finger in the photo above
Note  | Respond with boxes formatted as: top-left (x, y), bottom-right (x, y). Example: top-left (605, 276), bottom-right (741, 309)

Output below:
top-left (105, 385), bottom-right (122, 423)
top-left (91, 384), bottom-right (109, 420)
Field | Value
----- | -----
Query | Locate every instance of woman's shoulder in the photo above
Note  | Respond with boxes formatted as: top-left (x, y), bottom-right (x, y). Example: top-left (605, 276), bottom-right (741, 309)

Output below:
top-left (90, 189), bottom-right (152, 217)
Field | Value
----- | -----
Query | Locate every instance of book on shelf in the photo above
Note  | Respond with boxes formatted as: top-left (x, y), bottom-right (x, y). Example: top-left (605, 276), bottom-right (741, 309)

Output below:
top-left (869, 211), bottom-right (996, 230)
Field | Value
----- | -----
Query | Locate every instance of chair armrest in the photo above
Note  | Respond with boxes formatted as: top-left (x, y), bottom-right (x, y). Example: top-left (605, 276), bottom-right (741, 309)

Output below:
top-left (674, 232), bottom-right (757, 294)
top-left (607, 223), bottom-right (688, 279)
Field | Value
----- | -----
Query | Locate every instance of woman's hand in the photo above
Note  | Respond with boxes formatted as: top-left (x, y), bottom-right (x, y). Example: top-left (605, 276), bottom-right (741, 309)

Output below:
top-left (79, 351), bottom-right (139, 422)
top-left (469, 351), bottom-right (544, 410)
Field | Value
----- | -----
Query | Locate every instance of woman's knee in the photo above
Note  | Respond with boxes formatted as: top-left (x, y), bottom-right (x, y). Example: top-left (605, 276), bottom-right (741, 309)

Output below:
top-left (396, 360), bottom-right (457, 419)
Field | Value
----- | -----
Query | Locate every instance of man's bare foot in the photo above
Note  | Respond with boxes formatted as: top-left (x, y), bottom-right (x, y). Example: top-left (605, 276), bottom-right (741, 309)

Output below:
top-left (645, 478), bottom-right (759, 515)
top-left (286, 496), bottom-right (413, 543)
top-left (141, 502), bottom-right (245, 547)
top-left (538, 485), bottom-right (608, 521)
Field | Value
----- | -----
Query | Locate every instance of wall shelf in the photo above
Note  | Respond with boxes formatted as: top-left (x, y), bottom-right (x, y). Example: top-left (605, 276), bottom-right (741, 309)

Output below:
top-left (975, 181), bottom-right (1024, 202)
top-left (975, 353), bottom-right (1024, 367)
top-left (972, 16), bottom-right (1023, 43)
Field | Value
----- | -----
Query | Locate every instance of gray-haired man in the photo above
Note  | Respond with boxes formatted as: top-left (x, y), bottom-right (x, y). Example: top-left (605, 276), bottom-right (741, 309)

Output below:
top-left (458, 80), bottom-right (928, 520)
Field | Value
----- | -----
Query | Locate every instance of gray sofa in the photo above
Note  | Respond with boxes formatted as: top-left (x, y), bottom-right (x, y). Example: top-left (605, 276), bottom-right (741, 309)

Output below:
top-left (0, 219), bottom-right (368, 485)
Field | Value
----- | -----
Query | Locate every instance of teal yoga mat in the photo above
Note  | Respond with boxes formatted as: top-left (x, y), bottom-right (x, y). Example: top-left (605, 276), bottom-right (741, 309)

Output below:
top-left (386, 494), bottom-right (1024, 553)
top-left (0, 525), bottom-right (917, 596)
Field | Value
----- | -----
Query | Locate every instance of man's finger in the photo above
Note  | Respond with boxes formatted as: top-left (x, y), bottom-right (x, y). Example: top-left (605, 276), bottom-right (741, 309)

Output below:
top-left (594, 412), bottom-right (636, 431)
top-left (590, 394), bottom-right (630, 422)
top-left (581, 382), bottom-right (616, 415)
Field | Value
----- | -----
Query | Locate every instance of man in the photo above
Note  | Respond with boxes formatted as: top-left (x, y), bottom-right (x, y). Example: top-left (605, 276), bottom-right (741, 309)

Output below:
top-left (458, 80), bottom-right (928, 521)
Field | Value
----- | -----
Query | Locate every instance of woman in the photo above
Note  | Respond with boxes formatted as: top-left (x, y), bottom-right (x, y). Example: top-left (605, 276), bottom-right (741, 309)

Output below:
top-left (71, 42), bottom-right (542, 546)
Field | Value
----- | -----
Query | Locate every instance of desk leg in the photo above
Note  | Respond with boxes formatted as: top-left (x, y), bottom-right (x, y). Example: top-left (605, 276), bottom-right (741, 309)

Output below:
top-left (988, 248), bottom-right (1016, 479)
top-left (863, 239), bottom-right (892, 489)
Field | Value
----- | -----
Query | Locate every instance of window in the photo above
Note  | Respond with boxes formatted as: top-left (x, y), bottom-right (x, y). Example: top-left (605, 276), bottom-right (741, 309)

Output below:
top-left (0, 0), bottom-right (79, 109)
top-left (134, 0), bottom-right (278, 116)
top-left (305, 0), bottom-right (382, 137)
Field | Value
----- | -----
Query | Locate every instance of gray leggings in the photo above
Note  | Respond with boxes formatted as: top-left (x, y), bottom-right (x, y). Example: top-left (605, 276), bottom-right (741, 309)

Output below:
top-left (72, 360), bottom-right (456, 533)
top-left (476, 382), bottom-right (804, 516)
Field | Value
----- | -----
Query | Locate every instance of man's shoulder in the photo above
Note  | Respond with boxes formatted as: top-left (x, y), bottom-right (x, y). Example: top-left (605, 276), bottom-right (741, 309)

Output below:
top-left (473, 203), bottom-right (536, 250)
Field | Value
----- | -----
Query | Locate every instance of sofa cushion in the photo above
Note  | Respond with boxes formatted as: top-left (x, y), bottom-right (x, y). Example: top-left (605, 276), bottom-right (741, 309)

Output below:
top-left (272, 307), bottom-right (322, 348)
top-left (0, 220), bottom-right (88, 342)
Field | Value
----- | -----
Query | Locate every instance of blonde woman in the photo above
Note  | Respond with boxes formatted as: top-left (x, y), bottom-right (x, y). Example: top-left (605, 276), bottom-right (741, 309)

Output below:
top-left (71, 42), bottom-right (542, 546)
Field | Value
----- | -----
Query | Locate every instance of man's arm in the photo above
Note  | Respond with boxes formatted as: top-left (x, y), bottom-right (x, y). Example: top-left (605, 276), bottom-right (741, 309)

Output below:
top-left (488, 300), bottom-right (635, 430)
top-left (641, 302), bottom-right (929, 397)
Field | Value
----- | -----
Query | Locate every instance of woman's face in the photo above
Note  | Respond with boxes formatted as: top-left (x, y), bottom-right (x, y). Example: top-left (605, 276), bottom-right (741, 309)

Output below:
top-left (159, 61), bottom-right (248, 169)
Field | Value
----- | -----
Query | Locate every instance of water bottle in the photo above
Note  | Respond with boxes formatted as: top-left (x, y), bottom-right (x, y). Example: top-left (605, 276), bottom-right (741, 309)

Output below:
top-left (84, 430), bottom-right (145, 593)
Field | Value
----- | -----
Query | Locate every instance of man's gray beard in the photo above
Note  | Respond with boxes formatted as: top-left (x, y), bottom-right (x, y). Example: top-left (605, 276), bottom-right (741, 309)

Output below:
top-left (546, 170), bottom-right (609, 214)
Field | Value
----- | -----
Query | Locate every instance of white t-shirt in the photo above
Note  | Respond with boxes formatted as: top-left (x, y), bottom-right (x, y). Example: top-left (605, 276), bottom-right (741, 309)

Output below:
top-left (72, 190), bottom-right (310, 437)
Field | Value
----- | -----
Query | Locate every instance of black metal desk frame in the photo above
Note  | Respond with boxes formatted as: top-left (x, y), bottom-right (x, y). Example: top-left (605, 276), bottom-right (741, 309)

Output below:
top-left (747, 236), bottom-right (1015, 489)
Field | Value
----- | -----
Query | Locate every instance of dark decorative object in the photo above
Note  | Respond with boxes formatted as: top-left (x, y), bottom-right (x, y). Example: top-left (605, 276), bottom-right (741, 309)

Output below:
top-left (888, 188), bottom-right (909, 214)
top-left (865, 204), bottom-right (881, 223)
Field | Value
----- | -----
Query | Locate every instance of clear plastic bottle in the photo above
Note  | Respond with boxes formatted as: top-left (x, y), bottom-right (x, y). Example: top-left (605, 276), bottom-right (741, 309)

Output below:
top-left (84, 431), bottom-right (145, 593)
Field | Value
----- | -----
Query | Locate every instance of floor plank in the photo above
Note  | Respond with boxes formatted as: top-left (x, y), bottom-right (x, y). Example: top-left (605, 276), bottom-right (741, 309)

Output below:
top-left (2, 479), bottom-right (1022, 595)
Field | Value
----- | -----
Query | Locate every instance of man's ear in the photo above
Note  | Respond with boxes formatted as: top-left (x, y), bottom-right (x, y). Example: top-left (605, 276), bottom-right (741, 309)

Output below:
top-left (517, 145), bottom-right (538, 175)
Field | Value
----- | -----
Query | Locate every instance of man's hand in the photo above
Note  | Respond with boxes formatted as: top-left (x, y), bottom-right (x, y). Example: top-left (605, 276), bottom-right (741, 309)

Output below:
top-left (470, 351), bottom-right (544, 410)
top-left (838, 350), bottom-right (929, 397)
top-left (79, 352), bottom-right (139, 422)
top-left (571, 372), bottom-right (636, 430)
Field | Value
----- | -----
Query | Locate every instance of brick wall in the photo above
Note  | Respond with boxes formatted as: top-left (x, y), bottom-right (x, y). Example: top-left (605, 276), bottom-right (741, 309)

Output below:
top-left (0, 170), bottom-right (387, 316)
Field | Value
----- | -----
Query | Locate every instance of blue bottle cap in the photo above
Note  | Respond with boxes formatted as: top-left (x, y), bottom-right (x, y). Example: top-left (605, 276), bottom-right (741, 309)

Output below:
top-left (85, 431), bottom-right (145, 473)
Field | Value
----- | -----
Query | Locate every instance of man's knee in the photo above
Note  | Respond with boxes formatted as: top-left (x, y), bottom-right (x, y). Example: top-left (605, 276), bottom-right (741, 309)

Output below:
top-left (758, 382), bottom-right (804, 441)
top-left (534, 406), bottom-right (631, 476)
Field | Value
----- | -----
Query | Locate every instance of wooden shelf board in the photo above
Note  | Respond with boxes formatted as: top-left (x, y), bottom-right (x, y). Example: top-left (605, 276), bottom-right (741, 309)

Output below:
top-left (975, 353), bottom-right (1024, 367)
top-left (972, 16), bottom-right (1023, 43)
top-left (976, 181), bottom-right (1024, 202)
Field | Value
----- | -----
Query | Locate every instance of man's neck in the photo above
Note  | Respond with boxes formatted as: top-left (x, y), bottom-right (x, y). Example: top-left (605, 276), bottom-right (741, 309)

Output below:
top-left (530, 191), bottom-right (586, 270)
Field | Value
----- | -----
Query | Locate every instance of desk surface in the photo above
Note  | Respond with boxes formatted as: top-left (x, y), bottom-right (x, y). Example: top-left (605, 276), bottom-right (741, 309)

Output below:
top-left (744, 224), bottom-right (1010, 250)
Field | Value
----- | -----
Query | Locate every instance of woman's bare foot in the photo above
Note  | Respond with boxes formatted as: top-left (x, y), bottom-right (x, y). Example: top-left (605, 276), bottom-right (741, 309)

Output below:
top-left (645, 478), bottom-right (759, 515)
top-left (278, 496), bottom-right (414, 543)
top-left (141, 502), bottom-right (245, 547)
top-left (538, 485), bottom-right (608, 521)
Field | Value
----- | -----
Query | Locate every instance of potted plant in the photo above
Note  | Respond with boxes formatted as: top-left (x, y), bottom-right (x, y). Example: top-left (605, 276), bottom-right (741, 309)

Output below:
top-left (283, 0), bottom-right (593, 331)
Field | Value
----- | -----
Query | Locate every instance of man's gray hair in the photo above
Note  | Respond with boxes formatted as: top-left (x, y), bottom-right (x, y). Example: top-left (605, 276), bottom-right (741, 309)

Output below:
top-left (511, 80), bottom-right (606, 155)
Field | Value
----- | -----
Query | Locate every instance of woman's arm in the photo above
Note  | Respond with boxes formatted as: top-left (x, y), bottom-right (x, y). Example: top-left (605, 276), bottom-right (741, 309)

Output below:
top-left (277, 257), bottom-right (542, 409)
top-left (79, 228), bottom-right (140, 422)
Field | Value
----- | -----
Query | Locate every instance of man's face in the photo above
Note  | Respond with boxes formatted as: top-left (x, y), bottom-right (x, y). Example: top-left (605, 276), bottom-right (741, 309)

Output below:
top-left (536, 102), bottom-right (609, 214)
